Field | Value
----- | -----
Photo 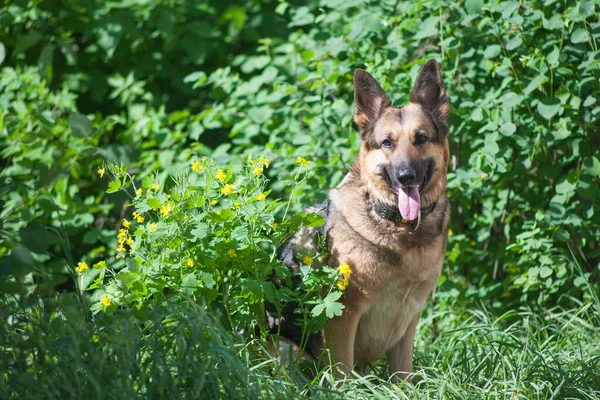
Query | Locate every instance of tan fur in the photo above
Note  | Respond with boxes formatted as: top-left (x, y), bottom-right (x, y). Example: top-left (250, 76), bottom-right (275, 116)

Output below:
top-left (280, 60), bottom-right (450, 382)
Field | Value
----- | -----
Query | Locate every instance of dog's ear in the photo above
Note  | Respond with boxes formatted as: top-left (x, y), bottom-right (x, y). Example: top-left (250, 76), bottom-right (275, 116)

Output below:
top-left (354, 69), bottom-right (392, 136)
top-left (410, 59), bottom-right (450, 137)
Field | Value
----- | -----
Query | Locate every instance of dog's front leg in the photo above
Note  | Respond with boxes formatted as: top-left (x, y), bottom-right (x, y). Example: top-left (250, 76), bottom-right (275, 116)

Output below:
top-left (386, 313), bottom-right (419, 383)
top-left (324, 304), bottom-right (361, 378)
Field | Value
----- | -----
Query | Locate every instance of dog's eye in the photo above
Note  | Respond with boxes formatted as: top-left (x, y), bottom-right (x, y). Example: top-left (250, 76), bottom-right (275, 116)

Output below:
top-left (414, 132), bottom-right (428, 145)
top-left (381, 139), bottom-right (393, 148)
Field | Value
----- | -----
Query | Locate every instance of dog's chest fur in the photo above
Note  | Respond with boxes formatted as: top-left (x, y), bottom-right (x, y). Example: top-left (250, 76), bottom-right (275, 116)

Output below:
top-left (325, 176), bottom-right (448, 365)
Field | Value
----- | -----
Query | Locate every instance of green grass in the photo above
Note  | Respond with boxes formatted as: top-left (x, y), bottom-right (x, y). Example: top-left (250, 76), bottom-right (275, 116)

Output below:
top-left (1, 296), bottom-right (599, 399)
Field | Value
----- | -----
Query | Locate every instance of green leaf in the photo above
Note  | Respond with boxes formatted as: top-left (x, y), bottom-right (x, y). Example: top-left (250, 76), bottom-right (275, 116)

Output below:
top-left (506, 37), bottom-right (522, 51)
top-left (573, 275), bottom-right (587, 288)
top-left (19, 223), bottom-right (51, 254)
top-left (181, 273), bottom-right (197, 295)
top-left (465, 0), bottom-right (483, 14)
top-left (555, 229), bottom-right (570, 242)
top-left (0, 42), bottom-right (5, 65)
top-left (583, 156), bottom-right (600, 176)
top-left (547, 46), bottom-right (560, 67)
top-left (483, 44), bottom-right (501, 59)
top-left (499, 122), bottom-right (516, 136)
top-left (81, 147), bottom-right (98, 156)
top-left (524, 75), bottom-right (548, 95)
top-left (537, 97), bottom-right (561, 120)
top-left (312, 291), bottom-right (344, 318)
top-left (147, 197), bottom-right (161, 209)
top-left (289, 7), bottom-right (314, 27)
top-left (542, 14), bottom-right (562, 30)
top-left (571, 28), bottom-right (589, 44)
top-left (555, 179), bottom-right (576, 195)
top-left (539, 266), bottom-right (553, 279)
top-left (107, 179), bottom-right (121, 194)
top-left (12, 245), bottom-right (34, 269)
top-left (191, 223), bottom-right (209, 240)
top-left (68, 113), bottom-right (93, 138)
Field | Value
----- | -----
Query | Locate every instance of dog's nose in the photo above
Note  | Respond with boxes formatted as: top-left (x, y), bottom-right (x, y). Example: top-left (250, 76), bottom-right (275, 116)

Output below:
top-left (397, 167), bottom-right (416, 186)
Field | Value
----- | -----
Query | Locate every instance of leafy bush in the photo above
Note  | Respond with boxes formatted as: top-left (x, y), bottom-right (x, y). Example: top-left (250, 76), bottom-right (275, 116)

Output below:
top-left (1, 0), bottom-right (600, 398)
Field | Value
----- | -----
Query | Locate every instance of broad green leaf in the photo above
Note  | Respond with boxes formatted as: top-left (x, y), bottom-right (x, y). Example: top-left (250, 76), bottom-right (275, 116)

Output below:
top-left (554, 229), bottom-right (570, 242)
top-left (537, 97), bottom-right (561, 120)
top-left (19, 223), bottom-right (51, 254)
top-left (539, 266), bottom-right (553, 279)
top-left (555, 179), bottom-right (576, 194)
top-left (465, 0), bottom-right (483, 14)
top-left (499, 122), bottom-right (516, 136)
top-left (107, 179), bottom-right (121, 193)
top-left (542, 15), bottom-right (562, 30)
top-left (147, 197), bottom-right (161, 209)
top-left (583, 156), bottom-right (600, 176)
top-left (483, 44), bottom-right (501, 59)
top-left (524, 75), bottom-right (548, 95)
top-left (68, 113), bottom-right (92, 138)
top-left (181, 273), bottom-right (197, 294)
top-left (571, 28), bottom-right (589, 44)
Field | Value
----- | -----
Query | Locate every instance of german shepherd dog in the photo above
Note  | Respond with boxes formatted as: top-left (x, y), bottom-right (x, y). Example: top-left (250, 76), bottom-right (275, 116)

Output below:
top-left (278, 59), bottom-right (450, 382)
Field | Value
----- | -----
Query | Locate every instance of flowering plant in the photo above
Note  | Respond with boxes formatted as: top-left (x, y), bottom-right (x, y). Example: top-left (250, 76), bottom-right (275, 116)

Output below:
top-left (79, 156), bottom-right (346, 349)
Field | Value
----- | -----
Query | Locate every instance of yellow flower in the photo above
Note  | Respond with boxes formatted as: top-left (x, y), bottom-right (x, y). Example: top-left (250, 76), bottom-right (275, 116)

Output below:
top-left (187, 258), bottom-right (194, 267)
top-left (296, 156), bottom-right (310, 168)
top-left (302, 255), bottom-right (313, 266)
top-left (97, 167), bottom-right (105, 178)
top-left (101, 295), bottom-right (111, 307)
top-left (338, 263), bottom-right (352, 278)
top-left (234, 201), bottom-right (240, 209)
top-left (228, 249), bottom-right (237, 258)
top-left (448, 228), bottom-right (453, 236)
top-left (136, 188), bottom-right (143, 195)
top-left (210, 200), bottom-right (218, 206)
top-left (337, 277), bottom-right (349, 291)
top-left (184, 215), bottom-right (189, 221)
top-left (122, 219), bottom-right (131, 228)
top-left (126, 237), bottom-right (133, 246)
top-left (152, 183), bottom-right (159, 190)
top-left (160, 203), bottom-right (173, 216)
top-left (191, 160), bottom-right (203, 172)
top-left (252, 166), bottom-right (263, 176)
top-left (93, 261), bottom-right (107, 270)
top-left (135, 215), bottom-right (145, 223)
top-left (215, 211), bottom-right (221, 215)
top-left (256, 192), bottom-right (266, 201)
top-left (272, 222), bottom-right (278, 230)
top-left (259, 157), bottom-right (270, 168)
top-left (117, 245), bottom-right (126, 252)
top-left (221, 184), bottom-right (234, 195)
top-left (76, 261), bottom-right (88, 275)
top-left (149, 223), bottom-right (157, 232)
top-left (216, 170), bottom-right (226, 182)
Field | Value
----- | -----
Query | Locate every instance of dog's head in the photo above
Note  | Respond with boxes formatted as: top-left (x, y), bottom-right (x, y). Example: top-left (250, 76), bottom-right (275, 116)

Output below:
top-left (353, 59), bottom-right (450, 221)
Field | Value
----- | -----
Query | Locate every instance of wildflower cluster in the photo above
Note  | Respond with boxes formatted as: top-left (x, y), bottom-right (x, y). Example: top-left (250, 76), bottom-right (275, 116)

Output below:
top-left (117, 220), bottom-right (135, 253)
top-left (337, 263), bottom-right (352, 291)
top-left (76, 261), bottom-right (88, 275)
top-left (296, 156), bottom-right (310, 168)
top-left (91, 156), bottom-right (341, 339)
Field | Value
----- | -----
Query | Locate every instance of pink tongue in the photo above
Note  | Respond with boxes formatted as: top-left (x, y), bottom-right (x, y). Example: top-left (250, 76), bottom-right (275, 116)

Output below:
top-left (397, 187), bottom-right (421, 221)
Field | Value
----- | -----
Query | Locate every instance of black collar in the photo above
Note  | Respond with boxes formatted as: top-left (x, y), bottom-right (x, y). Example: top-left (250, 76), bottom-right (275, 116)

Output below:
top-left (368, 195), bottom-right (436, 230)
